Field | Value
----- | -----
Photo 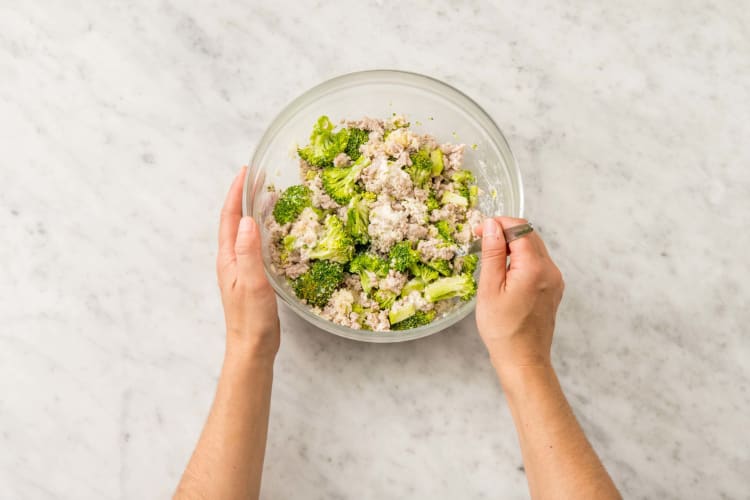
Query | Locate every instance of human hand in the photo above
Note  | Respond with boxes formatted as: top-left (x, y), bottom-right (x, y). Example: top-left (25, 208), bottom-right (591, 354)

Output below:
top-left (217, 167), bottom-right (280, 360)
top-left (474, 217), bottom-right (564, 373)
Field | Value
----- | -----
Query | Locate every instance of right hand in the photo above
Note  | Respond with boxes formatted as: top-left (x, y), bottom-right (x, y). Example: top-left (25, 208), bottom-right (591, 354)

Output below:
top-left (474, 217), bottom-right (564, 372)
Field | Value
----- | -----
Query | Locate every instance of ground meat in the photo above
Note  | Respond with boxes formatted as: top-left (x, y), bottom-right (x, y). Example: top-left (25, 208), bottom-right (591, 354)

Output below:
top-left (402, 290), bottom-right (434, 312)
top-left (454, 223), bottom-right (473, 245)
top-left (466, 208), bottom-right (484, 233)
top-left (417, 238), bottom-right (457, 261)
top-left (401, 197), bottom-right (428, 224)
top-left (298, 158), bottom-right (315, 181)
top-left (378, 269), bottom-right (408, 295)
top-left (361, 156), bottom-right (414, 200)
top-left (429, 203), bottom-right (466, 226)
top-left (405, 223), bottom-right (429, 242)
top-left (306, 173), bottom-right (340, 210)
top-left (364, 310), bottom-right (390, 331)
top-left (344, 273), bottom-right (363, 293)
top-left (288, 207), bottom-right (322, 262)
top-left (368, 197), bottom-right (409, 253)
top-left (383, 128), bottom-right (421, 156)
top-left (284, 262), bottom-right (309, 279)
top-left (440, 143), bottom-right (465, 174)
top-left (333, 152), bottom-right (351, 167)
top-left (344, 117), bottom-right (385, 134)
top-left (320, 289), bottom-right (357, 328)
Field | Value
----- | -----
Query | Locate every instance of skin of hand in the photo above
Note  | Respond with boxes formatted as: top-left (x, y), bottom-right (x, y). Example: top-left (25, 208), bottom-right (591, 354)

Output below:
top-left (175, 167), bottom-right (279, 500)
top-left (474, 216), bottom-right (564, 370)
top-left (216, 166), bottom-right (280, 359)
top-left (475, 217), bottom-right (621, 500)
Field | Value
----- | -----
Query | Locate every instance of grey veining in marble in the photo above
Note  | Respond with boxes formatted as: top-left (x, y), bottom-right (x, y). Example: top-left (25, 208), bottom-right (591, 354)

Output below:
top-left (1, 1), bottom-right (748, 499)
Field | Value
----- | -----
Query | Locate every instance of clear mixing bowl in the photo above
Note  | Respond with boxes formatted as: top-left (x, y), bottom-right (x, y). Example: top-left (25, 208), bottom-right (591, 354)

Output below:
top-left (243, 70), bottom-right (523, 343)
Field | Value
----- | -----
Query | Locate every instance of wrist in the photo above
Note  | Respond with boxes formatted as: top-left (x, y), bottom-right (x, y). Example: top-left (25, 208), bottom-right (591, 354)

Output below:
top-left (225, 327), bottom-right (279, 366)
top-left (492, 360), bottom-right (557, 400)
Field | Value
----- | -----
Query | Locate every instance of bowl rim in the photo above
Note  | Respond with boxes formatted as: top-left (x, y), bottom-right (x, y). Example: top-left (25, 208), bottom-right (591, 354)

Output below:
top-left (243, 69), bottom-right (523, 343)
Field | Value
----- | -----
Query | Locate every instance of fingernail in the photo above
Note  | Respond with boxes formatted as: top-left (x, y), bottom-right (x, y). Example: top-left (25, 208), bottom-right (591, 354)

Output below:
top-left (239, 216), bottom-right (254, 233)
top-left (483, 218), bottom-right (499, 239)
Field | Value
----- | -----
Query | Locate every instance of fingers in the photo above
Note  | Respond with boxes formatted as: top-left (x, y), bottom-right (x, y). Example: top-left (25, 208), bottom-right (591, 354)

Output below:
top-left (494, 217), bottom-right (549, 260)
top-left (217, 167), bottom-right (247, 281)
top-left (478, 218), bottom-right (508, 295)
top-left (234, 216), bottom-right (267, 289)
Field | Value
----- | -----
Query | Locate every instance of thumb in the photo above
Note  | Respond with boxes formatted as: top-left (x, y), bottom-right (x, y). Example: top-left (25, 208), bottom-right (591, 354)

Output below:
top-left (234, 216), bottom-right (267, 287)
top-left (478, 217), bottom-right (507, 295)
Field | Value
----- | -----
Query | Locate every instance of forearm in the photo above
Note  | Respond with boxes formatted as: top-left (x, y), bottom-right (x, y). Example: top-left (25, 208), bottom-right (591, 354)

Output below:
top-left (175, 347), bottom-right (275, 500)
top-left (496, 363), bottom-right (620, 500)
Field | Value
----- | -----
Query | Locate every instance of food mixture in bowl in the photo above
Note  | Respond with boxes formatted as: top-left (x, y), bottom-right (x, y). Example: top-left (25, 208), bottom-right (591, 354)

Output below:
top-left (266, 114), bottom-right (484, 331)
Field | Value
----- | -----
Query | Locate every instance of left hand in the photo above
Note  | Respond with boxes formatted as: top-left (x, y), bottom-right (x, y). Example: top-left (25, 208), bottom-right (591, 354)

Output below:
top-left (216, 167), bottom-right (280, 360)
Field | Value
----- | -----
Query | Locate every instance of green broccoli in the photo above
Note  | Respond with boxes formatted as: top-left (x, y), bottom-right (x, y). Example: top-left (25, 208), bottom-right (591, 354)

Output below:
top-left (308, 215), bottom-right (354, 264)
top-left (426, 258), bottom-right (453, 277)
top-left (400, 278), bottom-right (425, 297)
top-left (407, 149), bottom-right (433, 188)
top-left (455, 254), bottom-right (479, 275)
top-left (291, 260), bottom-right (345, 308)
top-left (346, 193), bottom-right (374, 245)
top-left (345, 128), bottom-right (369, 161)
top-left (391, 310), bottom-right (436, 330)
top-left (321, 158), bottom-right (368, 205)
top-left (451, 169), bottom-right (476, 185)
top-left (272, 185), bottom-right (311, 224)
top-left (424, 274), bottom-right (477, 302)
top-left (468, 185), bottom-right (478, 208)
top-left (441, 191), bottom-right (469, 207)
top-left (426, 191), bottom-right (440, 212)
top-left (388, 302), bottom-right (416, 325)
top-left (435, 220), bottom-right (455, 243)
top-left (298, 116), bottom-right (349, 168)
top-left (374, 289), bottom-right (396, 310)
top-left (389, 241), bottom-right (419, 273)
top-left (349, 251), bottom-right (389, 294)
top-left (409, 262), bottom-right (440, 282)
top-left (430, 149), bottom-right (444, 176)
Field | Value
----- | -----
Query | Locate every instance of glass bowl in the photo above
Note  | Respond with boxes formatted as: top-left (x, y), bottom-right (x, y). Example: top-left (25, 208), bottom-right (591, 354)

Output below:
top-left (243, 70), bottom-right (522, 343)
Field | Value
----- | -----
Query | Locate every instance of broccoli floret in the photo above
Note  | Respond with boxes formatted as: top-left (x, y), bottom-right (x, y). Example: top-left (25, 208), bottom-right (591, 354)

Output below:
top-left (345, 128), bottom-right (369, 161)
top-left (435, 220), bottom-right (454, 243)
top-left (391, 310), bottom-right (436, 330)
top-left (400, 278), bottom-right (425, 297)
top-left (349, 251), bottom-right (389, 276)
top-left (430, 149), bottom-right (444, 176)
top-left (349, 251), bottom-right (389, 294)
top-left (441, 191), bottom-right (469, 207)
top-left (298, 116), bottom-right (349, 168)
top-left (468, 185), bottom-right (478, 208)
top-left (308, 215), bottom-right (354, 264)
top-left (374, 289), bottom-right (396, 310)
top-left (451, 169), bottom-right (476, 185)
top-left (321, 158), bottom-right (367, 205)
top-left (388, 302), bottom-right (416, 325)
top-left (346, 193), bottom-right (373, 245)
top-left (282, 235), bottom-right (296, 252)
top-left (272, 185), bottom-right (311, 224)
top-left (424, 274), bottom-right (477, 302)
top-left (409, 262), bottom-right (440, 282)
top-left (291, 260), bottom-right (345, 308)
top-left (407, 149), bottom-right (433, 188)
top-left (426, 258), bottom-right (452, 277)
top-left (426, 191), bottom-right (440, 212)
top-left (389, 241), bottom-right (419, 273)
top-left (455, 254), bottom-right (479, 275)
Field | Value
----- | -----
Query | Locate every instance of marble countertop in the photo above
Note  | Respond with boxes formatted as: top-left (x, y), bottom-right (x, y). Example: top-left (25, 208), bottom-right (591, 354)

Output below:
top-left (1, 1), bottom-right (748, 498)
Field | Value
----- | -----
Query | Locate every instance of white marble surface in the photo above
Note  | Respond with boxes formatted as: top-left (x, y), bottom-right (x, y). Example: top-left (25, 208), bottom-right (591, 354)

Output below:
top-left (1, 1), bottom-right (748, 498)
